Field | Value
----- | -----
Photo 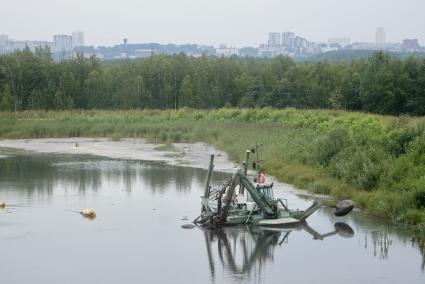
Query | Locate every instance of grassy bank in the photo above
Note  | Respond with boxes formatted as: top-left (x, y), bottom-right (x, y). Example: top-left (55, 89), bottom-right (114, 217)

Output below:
top-left (0, 108), bottom-right (424, 235)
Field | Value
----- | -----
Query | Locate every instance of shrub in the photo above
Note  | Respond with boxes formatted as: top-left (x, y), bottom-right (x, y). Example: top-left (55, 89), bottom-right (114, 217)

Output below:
top-left (414, 187), bottom-right (425, 210)
top-left (385, 127), bottom-right (416, 157)
top-left (309, 127), bottom-right (351, 166)
top-left (329, 146), bottom-right (389, 190)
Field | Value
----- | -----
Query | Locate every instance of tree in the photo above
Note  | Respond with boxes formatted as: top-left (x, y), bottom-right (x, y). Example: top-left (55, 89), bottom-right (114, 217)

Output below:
top-left (406, 59), bottom-right (425, 115)
top-left (0, 84), bottom-right (14, 111)
top-left (180, 75), bottom-right (194, 107)
top-left (0, 49), bottom-right (424, 115)
top-left (35, 45), bottom-right (53, 61)
top-left (360, 52), bottom-right (395, 114)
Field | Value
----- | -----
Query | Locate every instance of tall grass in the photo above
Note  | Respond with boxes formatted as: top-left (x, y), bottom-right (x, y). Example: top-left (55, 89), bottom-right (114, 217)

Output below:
top-left (1, 108), bottom-right (425, 229)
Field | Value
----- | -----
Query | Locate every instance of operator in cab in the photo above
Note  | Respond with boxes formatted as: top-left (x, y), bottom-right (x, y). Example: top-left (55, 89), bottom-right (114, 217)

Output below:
top-left (256, 171), bottom-right (266, 185)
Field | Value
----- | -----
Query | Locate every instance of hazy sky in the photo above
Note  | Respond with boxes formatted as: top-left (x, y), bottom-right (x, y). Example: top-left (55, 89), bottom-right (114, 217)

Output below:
top-left (1, 0), bottom-right (424, 47)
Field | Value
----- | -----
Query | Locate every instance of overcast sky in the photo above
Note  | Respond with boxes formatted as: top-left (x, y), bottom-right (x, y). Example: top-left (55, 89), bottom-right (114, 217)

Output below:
top-left (1, 0), bottom-right (424, 47)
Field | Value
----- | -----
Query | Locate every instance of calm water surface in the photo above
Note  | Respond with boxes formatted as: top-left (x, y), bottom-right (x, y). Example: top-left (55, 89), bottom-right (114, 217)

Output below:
top-left (0, 150), bottom-right (424, 284)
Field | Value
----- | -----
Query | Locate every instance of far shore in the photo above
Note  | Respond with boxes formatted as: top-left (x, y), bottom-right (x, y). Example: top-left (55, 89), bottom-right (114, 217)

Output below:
top-left (0, 138), bottom-right (237, 172)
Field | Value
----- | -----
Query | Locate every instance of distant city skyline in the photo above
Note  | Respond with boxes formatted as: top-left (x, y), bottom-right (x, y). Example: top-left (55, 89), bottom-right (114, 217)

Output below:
top-left (1, 28), bottom-right (422, 50)
top-left (1, 27), bottom-right (423, 60)
top-left (1, 0), bottom-right (424, 47)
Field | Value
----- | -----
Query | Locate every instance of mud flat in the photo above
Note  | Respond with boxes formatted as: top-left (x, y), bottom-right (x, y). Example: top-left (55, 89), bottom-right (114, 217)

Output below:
top-left (0, 138), bottom-right (237, 172)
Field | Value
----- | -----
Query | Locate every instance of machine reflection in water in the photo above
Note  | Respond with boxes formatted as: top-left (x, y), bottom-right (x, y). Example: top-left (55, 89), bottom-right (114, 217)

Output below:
top-left (202, 222), bottom-right (354, 280)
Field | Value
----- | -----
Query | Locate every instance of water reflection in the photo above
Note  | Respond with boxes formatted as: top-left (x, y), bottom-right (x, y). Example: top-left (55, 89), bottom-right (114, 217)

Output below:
top-left (300, 222), bottom-right (355, 240)
top-left (0, 154), bottom-right (103, 195)
top-left (203, 222), bottom-right (355, 282)
top-left (358, 227), bottom-right (425, 269)
top-left (420, 240), bottom-right (425, 270)
top-left (0, 151), bottom-right (229, 196)
top-left (314, 207), bottom-right (425, 271)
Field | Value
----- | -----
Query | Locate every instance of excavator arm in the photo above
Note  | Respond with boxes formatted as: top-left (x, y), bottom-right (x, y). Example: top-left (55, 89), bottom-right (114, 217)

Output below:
top-left (238, 173), bottom-right (278, 218)
top-left (220, 170), bottom-right (278, 221)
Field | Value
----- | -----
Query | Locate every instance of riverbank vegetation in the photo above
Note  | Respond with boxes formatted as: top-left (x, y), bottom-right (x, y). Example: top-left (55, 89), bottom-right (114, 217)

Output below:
top-left (1, 48), bottom-right (425, 115)
top-left (0, 109), bottom-right (424, 235)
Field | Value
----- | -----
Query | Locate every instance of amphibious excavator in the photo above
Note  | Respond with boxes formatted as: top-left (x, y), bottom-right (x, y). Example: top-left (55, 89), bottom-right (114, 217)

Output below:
top-left (195, 147), bottom-right (353, 229)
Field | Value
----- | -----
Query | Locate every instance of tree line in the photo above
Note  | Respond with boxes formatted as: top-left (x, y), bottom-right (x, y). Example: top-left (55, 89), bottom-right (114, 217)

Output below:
top-left (0, 46), bottom-right (424, 115)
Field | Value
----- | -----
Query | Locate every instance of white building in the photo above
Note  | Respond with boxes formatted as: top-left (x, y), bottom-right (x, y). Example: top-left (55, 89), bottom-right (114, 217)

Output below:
top-left (328, 38), bottom-right (351, 48)
top-left (53, 34), bottom-right (73, 53)
top-left (376, 27), bottom-right (386, 45)
top-left (258, 45), bottom-right (287, 57)
top-left (134, 49), bottom-right (155, 58)
top-left (352, 42), bottom-right (378, 50)
top-left (320, 46), bottom-right (339, 53)
top-left (72, 31), bottom-right (84, 47)
top-left (215, 45), bottom-right (239, 57)
top-left (0, 34), bottom-right (54, 54)
top-left (268, 32), bottom-right (281, 47)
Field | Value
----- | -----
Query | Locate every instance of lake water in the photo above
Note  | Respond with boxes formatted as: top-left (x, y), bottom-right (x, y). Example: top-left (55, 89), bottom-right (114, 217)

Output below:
top-left (0, 150), bottom-right (424, 284)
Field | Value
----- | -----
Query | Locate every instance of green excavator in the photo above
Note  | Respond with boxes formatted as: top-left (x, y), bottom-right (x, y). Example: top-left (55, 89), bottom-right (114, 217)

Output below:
top-left (195, 148), bottom-right (353, 229)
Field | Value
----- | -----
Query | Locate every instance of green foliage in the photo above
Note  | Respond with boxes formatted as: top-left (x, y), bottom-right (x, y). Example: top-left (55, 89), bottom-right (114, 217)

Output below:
top-left (385, 127), bottom-right (416, 156)
top-left (1, 50), bottom-right (425, 115)
top-left (329, 146), bottom-right (389, 190)
top-left (413, 186), bottom-right (425, 210)
top-left (309, 127), bottom-right (351, 166)
top-left (0, 84), bottom-right (14, 111)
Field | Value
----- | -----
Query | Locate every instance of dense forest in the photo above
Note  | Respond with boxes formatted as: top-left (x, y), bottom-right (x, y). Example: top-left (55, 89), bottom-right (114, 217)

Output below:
top-left (298, 49), bottom-right (425, 63)
top-left (0, 47), bottom-right (425, 115)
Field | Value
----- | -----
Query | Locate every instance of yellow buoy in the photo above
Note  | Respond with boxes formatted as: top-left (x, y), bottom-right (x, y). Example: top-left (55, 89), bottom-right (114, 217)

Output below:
top-left (0, 201), bottom-right (5, 208)
top-left (80, 209), bottom-right (96, 218)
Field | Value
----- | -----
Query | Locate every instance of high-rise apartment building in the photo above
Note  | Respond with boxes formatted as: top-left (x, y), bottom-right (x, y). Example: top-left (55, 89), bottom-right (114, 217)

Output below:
top-left (0, 34), bottom-right (9, 46)
top-left (375, 27), bottom-right (386, 45)
top-left (72, 31), bottom-right (84, 47)
top-left (268, 32), bottom-right (281, 47)
top-left (402, 39), bottom-right (420, 51)
top-left (53, 35), bottom-right (73, 52)
top-left (282, 32), bottom-right (295, 48)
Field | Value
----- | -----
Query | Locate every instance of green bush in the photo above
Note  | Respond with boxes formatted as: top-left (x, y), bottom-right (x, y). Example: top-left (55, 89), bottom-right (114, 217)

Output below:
top-left (309, 127), bottom-right (351, 166)
top-left (385, 127), bottom-right (416, 156)
top-left (329, 146), bottom-right (389, 190)
top-left (414, 187), bottom-right (425, 209)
